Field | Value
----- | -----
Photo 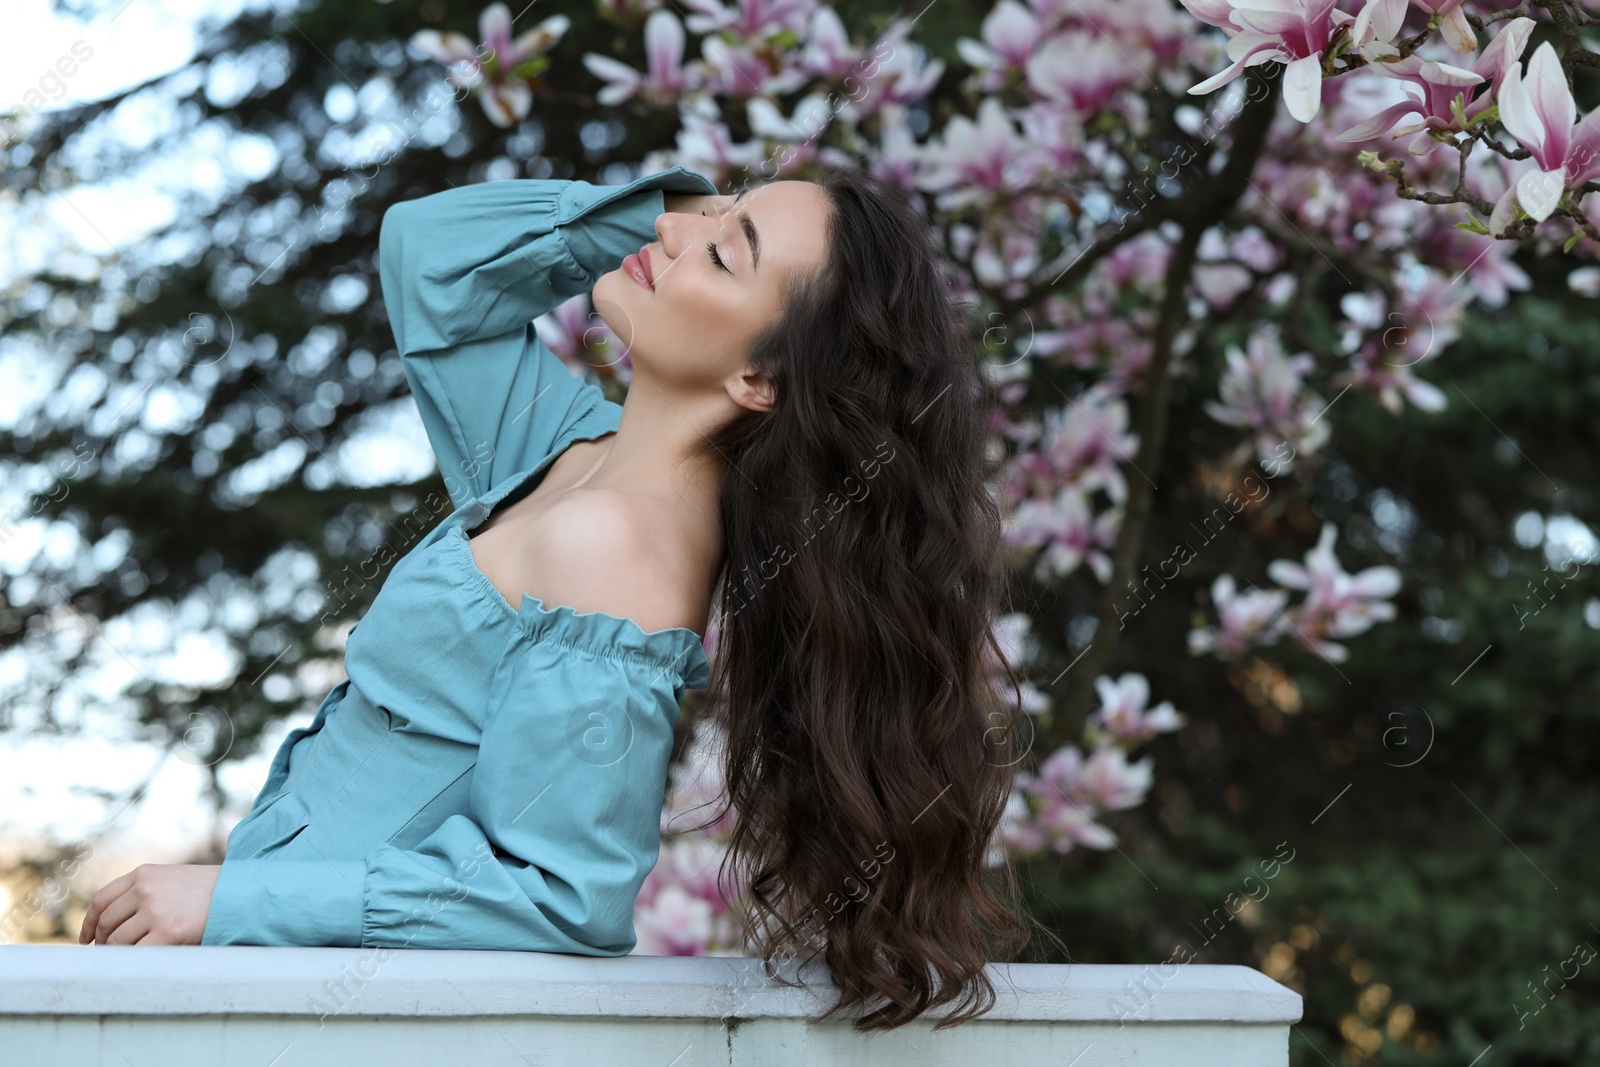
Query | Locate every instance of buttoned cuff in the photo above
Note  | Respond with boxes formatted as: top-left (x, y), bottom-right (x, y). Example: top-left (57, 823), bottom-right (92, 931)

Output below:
top-left (202, 858), bottom-right (367, 947)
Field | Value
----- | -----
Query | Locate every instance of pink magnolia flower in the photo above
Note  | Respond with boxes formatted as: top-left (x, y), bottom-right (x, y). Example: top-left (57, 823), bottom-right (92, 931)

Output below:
top-left (971, 224), bottom-right (1046, 296)
top-left (1335, 18), bottom-right (1535, 153)
top-left (1188, 573), bottom-right (1290, 659)
top-left (1347, 0), bottom-right (1407, 58)
top-left (649, 834), bottom-right (736, 911)
top-left (635, 721), bottom-right (749, 954)
top-left (1195, 225), bottom-right (1283, 310)
top-left (1334, 57), bottom-right (1483, 152)
top-left (659, 721), bottom-right (736, 839)
top-left (1027, 788), bottom-right (1121, 852)
top-left (1180, 0), bottom-right (1339, 122)
top-left (1408, 0), bottom-right (1476, 53)
top-left (747, 91), bottom-right (833, 142)
top-left (1097, 0), bottom-right (1194, 68)
top-left (660, 98), bottom-right (769, 185)
top-left (1016, 389), bottom-right (1140, 505)
top-left (916, 97), bottom-right (1033, 210)
top-left (841, 20), bottom-right (946, 118)
top-left (1026, 31), bottom-right (1142, 117)
top-left (996, 789), bottom-right (1049, 858)
top-left (868, 103), bottom-right (925, 194)
top-left (1003, 485), bottom-right (1120, 583)
top-left (1087, 673), bottom-right (1187, 745)
top-left (1337, 271), bottom-right (1469, 413)
top-left (1099, 230), bottom-right (1177, 294)
top-left (955, 0), bottom-right (1041, 92)
top-left (634, 883), bottom-right (715, 955)
top-left (699, 36), bottom-right (809, 98)
top-left (1014, 101), bottom-right (1085, 178)
top-left (1469, 14), bottom-right (1537, 104)
top-left (1031, 317), bottom-right (1152, 383)
top-left (1491, 41), bottom-right (1600, 230)
top-left (1039, 742), bottom-right (1155, 812)
top-left (1203, 326), bottom-right (1331, 472)
top-left (1008, 745), bottom-right (1128, 854)
top-left (1411, 227), bottom-right (1530, 309)
top-left (411, 3), bottom-right (570, 127)
top-left (799, 6), bottom-right (864, 80)
top-left (679, 0), bottom-right (815, 40)
top-left (583, 9), bottom-right (700, 106)
top-left (1267, 522), bottom-right (1401, 662)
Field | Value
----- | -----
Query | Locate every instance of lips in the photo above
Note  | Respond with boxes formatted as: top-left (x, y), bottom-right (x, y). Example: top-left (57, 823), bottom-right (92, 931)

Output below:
top-left (622, 246), bottom-right (655, 291)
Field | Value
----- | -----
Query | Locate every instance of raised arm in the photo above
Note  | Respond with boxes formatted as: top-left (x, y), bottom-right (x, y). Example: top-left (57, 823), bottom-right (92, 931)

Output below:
top-left (376, 164), bottom-right (719, 507)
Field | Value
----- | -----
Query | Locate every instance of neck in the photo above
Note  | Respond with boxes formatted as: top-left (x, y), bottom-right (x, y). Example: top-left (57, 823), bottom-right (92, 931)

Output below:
top-left (582, 369), bottom-right (727, 507)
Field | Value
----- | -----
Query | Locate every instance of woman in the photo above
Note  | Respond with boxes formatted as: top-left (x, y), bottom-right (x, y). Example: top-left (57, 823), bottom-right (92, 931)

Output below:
top-left (79, 162), bottom-right (1030, 1030)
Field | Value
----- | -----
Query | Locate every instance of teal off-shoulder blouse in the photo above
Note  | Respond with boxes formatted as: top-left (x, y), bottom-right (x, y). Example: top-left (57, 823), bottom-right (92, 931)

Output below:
top-left (199, 163), bottom-right (721, 955)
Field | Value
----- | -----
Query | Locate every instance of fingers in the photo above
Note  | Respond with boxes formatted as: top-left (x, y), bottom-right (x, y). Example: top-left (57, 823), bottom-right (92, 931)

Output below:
top-left (104, 912), bottom-right (152, 946)
top-left (79, 869), bottom-right (135, 944)
top-left (92, 884), bottom-right (141, 945)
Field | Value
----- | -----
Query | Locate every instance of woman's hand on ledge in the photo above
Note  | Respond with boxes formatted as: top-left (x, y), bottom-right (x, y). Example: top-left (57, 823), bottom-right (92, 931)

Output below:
top-left (79, 864), bottom-right (221, 946)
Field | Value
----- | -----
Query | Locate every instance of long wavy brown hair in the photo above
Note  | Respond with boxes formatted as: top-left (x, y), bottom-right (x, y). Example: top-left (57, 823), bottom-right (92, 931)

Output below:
top-left (680, 164), bottom-right (1038, 1031)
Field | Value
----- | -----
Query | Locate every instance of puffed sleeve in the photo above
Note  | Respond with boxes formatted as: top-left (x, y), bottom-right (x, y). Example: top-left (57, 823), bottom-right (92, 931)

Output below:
top-left (202, 642), bottom-right (699, 955)
top-left (377, 164), bottom-right (719, 509)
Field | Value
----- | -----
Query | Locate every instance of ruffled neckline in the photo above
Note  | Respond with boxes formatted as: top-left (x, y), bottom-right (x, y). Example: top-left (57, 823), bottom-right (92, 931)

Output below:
top-left (444, 523), bottom-right (711, 690)
top-left (514, 587), bottom-right (712, 690)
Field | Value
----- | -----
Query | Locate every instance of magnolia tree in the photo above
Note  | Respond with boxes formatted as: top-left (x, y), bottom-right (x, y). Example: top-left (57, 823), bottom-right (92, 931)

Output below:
top-left (408, 0), bottom-right (1596, 955)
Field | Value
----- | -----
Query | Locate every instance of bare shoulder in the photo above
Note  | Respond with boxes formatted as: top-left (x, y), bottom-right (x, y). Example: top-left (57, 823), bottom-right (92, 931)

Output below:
top-left (524, 490), bottom-right (700, 635)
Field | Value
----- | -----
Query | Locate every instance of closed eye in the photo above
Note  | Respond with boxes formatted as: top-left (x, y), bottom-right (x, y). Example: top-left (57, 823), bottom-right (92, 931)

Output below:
top-left (706, 239), bottom-right (731, 274)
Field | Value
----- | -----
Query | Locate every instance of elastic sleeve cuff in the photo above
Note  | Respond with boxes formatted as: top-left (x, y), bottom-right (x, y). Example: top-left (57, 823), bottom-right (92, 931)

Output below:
top-left (202, 858), bottom-right (367, 947)
top-left (560, 188), bottom-right (667, 284)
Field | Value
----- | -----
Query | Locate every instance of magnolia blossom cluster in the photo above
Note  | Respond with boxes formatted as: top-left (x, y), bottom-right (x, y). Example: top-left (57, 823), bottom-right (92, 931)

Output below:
top-left (1189, 521), bottom-right (1402, 662)
top-left (410, 2), bottom-right (570, 126)
top-left (398, 0), bottom-right (1579, 611)
top-left (1181, 0), bottom-right (1600, 249)
top-left (995, 387), bottom-right (1136, 584)
top-left (1000, 665), bottom-right (1187, 858)
top-left (1205, 324), bottom-right (1331, 472)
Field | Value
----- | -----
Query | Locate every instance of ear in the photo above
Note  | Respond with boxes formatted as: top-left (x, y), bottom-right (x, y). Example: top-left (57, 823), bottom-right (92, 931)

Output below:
top-left (726, 369), bottom-right (775, 413)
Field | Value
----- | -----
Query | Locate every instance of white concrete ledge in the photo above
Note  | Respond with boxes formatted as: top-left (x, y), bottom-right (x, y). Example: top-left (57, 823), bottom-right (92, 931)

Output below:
top-left (0, 946), bottom-right (1302, 1065)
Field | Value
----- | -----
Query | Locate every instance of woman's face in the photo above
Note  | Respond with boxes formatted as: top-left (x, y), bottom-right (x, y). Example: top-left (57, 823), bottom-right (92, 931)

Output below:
top-left (593, 179), bottom-right (831, 409)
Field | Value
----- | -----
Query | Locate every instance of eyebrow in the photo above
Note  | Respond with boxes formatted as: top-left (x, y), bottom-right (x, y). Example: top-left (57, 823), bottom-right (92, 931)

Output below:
top-left (730, 187), bottom-right (760, 272)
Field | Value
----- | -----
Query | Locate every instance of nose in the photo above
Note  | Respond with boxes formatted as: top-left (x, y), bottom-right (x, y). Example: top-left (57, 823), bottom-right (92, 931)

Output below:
top-left (651, 211), bottom-right (673, 259)
top-left (652, 204), bottom-right (728, 262)
top-left (652, 209), bottom-right (701, 262)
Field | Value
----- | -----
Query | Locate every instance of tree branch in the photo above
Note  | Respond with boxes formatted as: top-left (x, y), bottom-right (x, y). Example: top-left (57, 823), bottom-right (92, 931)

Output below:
top-left (1045, 79), bottom-right (1282, 745)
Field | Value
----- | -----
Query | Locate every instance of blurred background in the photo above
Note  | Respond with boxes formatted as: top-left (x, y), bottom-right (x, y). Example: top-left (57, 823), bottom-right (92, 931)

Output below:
top-left (1, 0), bottom-right (1597, 1064)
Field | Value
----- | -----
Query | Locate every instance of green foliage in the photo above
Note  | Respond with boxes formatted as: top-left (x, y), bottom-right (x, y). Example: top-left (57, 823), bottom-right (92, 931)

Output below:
top-left (1016, 293), bottom-right (1600, 1065)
